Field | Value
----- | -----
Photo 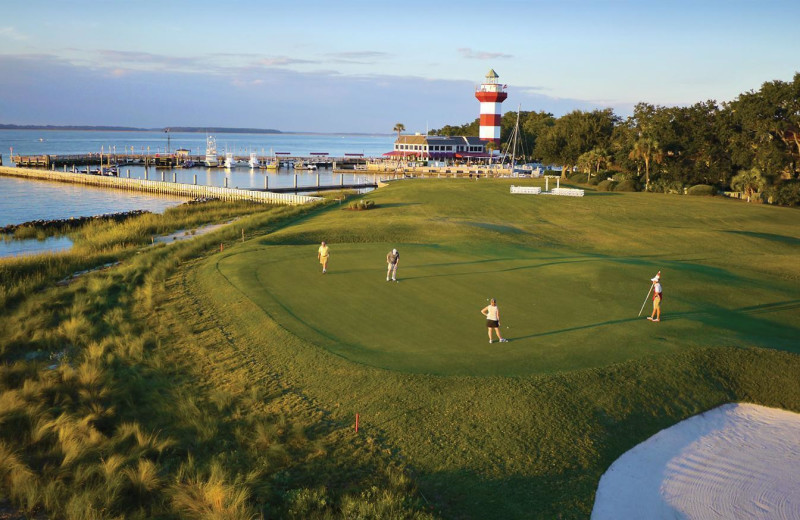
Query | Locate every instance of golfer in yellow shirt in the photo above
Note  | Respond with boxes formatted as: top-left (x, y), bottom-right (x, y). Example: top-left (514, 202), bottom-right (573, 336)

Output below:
top-left (318, 241), bottom-right (329, 274)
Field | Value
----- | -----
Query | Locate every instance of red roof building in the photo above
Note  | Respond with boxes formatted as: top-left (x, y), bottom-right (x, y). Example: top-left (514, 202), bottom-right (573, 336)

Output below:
top-left (383, 134), bottom-right (490, 159)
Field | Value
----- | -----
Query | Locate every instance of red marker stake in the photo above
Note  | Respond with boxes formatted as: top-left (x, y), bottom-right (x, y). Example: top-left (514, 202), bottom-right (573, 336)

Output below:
top-left (355, 413), bottom-right (359, 433)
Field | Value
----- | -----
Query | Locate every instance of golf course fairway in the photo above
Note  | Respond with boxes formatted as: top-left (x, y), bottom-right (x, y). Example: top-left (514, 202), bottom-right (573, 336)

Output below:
top-left (189, 178), bottom-right (800, 518)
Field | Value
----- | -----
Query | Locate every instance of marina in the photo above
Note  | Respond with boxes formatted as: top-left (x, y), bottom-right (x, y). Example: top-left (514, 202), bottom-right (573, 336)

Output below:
top-left (0, 166), bottom-right (324, 205)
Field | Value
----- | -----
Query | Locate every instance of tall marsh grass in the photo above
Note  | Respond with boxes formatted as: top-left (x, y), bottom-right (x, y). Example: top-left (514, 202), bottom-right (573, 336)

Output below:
top-left (0, 197), bottom-right (432, 518)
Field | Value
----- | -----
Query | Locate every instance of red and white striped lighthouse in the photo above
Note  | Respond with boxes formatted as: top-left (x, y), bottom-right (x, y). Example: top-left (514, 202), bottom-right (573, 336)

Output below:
top-left (474, 69), bottom-right (508, 145)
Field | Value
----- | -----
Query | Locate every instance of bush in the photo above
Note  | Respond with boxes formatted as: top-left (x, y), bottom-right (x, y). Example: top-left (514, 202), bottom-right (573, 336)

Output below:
top-left (612, 172), bottom-right (635, 182)
top-left (596, 180), bottom-right (617, 192)
top-left (614, 179), bottom-right (640, 192)
top-left (687, 184), bottom-right (716, 196)
top-left (588, 176), bottom-right (600, 186)
top-left (773, 181), bottom-right (800, 207)
top-left (347, 200), bottom-right (375, 211)
top-left (649, 178), bottom-right (684, 194)
top-left (568, 173), bottom-right (589, 184)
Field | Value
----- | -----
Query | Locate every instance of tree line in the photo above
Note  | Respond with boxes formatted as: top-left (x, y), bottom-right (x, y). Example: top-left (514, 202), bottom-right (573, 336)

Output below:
top-left (431, 73), bottom-right (800, 205)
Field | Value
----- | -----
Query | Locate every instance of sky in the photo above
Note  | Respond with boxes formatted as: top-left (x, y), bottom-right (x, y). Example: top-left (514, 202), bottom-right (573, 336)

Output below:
top-left (1, 0), bottom-right (799, 133)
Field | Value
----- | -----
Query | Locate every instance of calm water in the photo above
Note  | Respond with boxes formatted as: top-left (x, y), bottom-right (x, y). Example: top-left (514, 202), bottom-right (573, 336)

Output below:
top-left (0, 129), bottom-right (395, 257)
top-left (0, 235), bottom-right (73, 258)
top-left (1, 129), bottom-right (393, 159)
top-left (0, 129), bottom-right (395, 226)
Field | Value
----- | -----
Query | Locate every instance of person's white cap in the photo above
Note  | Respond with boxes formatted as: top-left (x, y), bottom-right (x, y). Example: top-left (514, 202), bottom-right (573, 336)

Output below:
top-left (392, 248), bottom-right (397, 254)
top-left (651, 274), bottom-right (660, 282)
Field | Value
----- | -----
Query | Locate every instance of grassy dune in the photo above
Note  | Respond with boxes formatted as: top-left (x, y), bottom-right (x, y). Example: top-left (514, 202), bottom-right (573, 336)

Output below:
top-left (1, 179), bottom-right (799, 518)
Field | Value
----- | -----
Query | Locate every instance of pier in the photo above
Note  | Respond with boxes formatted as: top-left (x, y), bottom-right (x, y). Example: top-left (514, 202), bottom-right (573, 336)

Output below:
top-left (0, 166), bottom-right (324, 205)
top-left (10, 153), bottom-right (366, 170)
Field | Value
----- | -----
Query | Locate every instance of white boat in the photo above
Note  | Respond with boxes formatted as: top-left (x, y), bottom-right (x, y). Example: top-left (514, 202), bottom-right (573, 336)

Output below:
top-left (224, 152), bottom-right (235, 169)
top-left (204, 136), bottom-right (219, 167)
top-left (294, 160), bottom-right (318, 171)
top-left (248, 152), bottom-right (260, 169)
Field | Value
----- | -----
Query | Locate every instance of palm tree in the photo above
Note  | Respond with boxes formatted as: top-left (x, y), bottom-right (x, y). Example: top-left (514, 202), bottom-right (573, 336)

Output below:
top-left (628, 137), bottom-right (664, 189)
top-left (731, 167), bottom-right (766, 202)
top-left (393, 123), bottom-right (406, 140)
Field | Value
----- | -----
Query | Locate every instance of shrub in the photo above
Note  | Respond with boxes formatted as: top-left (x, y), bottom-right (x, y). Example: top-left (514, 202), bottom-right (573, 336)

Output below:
top-left (588, 176), bottom-right (600, 186)
top-left (649, 178), bottom-right (684, 194)
top-left (568, 173), bottom-right (589, 184)
top-left (596, 180), bottom-right (617, 192)
top-left (687, 184), bottom-right (716, 196)
top-left (347, 200), bottom-right (375, 211)
top-left (773, 181), bottom-right (800, 207)
top-left (612, 172), bottom-right (635, 182)
top-left (614, 179), bottom-right (640, 192)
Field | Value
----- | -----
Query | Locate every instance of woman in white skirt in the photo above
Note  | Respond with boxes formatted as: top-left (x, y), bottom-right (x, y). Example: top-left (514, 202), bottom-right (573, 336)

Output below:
top-left (481, 298), bottom-right (508, 344)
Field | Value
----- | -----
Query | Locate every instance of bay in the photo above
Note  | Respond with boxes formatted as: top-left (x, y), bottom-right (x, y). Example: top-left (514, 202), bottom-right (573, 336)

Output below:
top-left (0, 129), bottom-right (397, 230)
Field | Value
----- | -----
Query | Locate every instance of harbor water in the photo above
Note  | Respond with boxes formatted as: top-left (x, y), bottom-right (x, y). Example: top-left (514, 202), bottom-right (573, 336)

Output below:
top-left (0, 129), bottom-right (395, 256)
top-left (1, 129), bottom-right (394, 223)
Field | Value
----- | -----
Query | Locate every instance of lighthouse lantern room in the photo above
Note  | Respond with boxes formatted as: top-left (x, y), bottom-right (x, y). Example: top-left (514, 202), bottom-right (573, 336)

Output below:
top-left (474, 69), bottom-right (508, 145)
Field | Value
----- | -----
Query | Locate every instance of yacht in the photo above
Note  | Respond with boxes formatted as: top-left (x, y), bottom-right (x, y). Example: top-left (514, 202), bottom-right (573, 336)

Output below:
top-left (248, 152), bottom-right (260, 169)
top-left (204, 136), bottom-right (219, 167)
top-left (224, 151), bottom-right (235, 169)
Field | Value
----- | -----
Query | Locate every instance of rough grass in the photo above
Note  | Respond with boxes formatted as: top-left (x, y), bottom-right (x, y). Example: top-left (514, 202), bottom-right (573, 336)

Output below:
top-left (0, 195), bottom-right (432, 519)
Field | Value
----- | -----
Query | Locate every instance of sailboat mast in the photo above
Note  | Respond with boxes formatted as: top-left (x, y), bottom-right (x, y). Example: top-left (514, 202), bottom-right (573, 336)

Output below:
top-left (510, 105), bottom-right (520, 172)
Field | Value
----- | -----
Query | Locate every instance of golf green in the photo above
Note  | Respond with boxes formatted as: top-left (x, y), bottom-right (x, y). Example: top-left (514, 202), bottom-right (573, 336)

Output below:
top-left (216, 240), bottom-right (800, 376)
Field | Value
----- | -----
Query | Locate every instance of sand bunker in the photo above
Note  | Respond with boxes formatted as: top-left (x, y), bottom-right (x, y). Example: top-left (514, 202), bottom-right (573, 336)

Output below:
top-left (592, 403), bottom-right (800, 519)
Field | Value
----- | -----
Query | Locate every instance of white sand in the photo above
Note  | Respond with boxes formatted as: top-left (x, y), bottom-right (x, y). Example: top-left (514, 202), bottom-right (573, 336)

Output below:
top-left (591, 403), bottom-right (800, 519)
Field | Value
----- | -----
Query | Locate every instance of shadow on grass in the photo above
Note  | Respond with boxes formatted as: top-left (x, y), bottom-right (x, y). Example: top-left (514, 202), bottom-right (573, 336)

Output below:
top-left (583, 191), bottom-right (622, 197)
top-left (510, 299), bottom-right (800, 345)
top-left (669, 299), bottom-right (800, 352)
top-left (418, 467), bottom-right (598, 519)
top-left (723, 230), bottom-right (800, 246)
top-left (402, 257), bottom-right (599, 281)
top-left (373, 202), bottom-right (423, 208)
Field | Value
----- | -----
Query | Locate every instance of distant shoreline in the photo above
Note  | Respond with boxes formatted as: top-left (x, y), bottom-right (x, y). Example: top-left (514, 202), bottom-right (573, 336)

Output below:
top-left (0, 124), bottom-right (282, 134)
top-left (0, 125), bottom-right (392, 137)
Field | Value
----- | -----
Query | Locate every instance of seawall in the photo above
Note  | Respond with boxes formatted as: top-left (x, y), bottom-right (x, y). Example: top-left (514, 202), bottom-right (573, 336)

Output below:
top-left (0, 166), bottom-right (323, 206)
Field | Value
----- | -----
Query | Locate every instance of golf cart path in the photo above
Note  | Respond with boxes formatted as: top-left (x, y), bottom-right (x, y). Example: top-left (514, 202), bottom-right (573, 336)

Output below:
top-left (592, 403), bottom-right (800, 519)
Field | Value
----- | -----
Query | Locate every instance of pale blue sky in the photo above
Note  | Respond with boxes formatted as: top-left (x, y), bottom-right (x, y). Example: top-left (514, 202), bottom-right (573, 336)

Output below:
top-left (1, 0), bottom-right (798, 133)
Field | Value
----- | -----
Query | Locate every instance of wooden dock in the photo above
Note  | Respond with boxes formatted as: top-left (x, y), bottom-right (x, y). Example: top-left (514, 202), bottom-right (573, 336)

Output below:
top-left (257, 183), bottom-right (377, 193)
top-left (10, 153), bottom-right (365, 170)
top-left (0, 166), bottom-right (323, 205)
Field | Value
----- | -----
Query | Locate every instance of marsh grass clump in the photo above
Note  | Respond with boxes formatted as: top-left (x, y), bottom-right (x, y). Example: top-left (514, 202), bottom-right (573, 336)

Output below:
top-left (348, 199), bottom-right (375, 211)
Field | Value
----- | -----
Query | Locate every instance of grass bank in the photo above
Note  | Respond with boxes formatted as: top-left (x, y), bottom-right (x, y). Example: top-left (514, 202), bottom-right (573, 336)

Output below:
top-left (0, 194), bottom-right (434, 519)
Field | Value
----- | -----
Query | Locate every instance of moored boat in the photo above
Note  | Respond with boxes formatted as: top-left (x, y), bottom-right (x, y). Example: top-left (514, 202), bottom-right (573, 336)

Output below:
top-left (204, 136), bottom-right (219, 167)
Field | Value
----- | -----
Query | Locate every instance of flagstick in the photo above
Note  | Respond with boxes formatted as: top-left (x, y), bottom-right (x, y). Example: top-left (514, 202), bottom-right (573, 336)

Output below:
top-left (637, 284), bottom-right (654, 317)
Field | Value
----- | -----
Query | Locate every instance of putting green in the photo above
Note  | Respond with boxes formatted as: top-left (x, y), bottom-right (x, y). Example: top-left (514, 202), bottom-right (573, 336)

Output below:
top-left (216, 241), bottom-right (800, 376)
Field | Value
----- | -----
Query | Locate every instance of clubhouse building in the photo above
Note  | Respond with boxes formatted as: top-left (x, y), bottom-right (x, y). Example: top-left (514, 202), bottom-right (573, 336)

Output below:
top-left (383, 135), bottom-right (491, 160)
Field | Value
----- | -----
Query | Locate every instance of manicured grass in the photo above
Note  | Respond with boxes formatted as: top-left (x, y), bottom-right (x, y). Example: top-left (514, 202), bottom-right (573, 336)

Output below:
top-left (193, 178), bottom-right (800, 518)
top-left (218, 240), bottom-right (798, 377)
